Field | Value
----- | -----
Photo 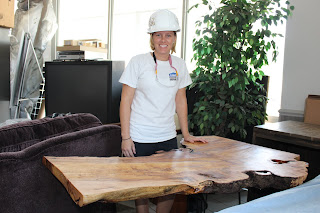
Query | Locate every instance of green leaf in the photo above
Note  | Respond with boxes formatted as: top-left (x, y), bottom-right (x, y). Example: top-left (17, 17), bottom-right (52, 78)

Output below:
top-left (216, 113), bottom-right (220, 119)
top-left (193, 107), bottom-right (198, 113)
top-left (200, 129), bottom-right (204, 135)
top-left (207, 46), bottom-right (212, 54)
top-left (265, 30), bottom-right (271, 37)
top-left (223, 15), bottom-right (228, 21)
top-left (245, 78), bottom-right (249, 85)
top-left (235, 17), bottom-right (239, 23)
top-left (187, 3), bottom-right (199, 13)
top-left (204, 15), bottom-right (210, 23)
top-left (222, 46), bottom-right (226, 53)
top-left (199, 106), bottom-right (205, 111)
top-left (261, 20), bottom-right (267, 27)
top-left (222, 73), bottom-right (226, 79)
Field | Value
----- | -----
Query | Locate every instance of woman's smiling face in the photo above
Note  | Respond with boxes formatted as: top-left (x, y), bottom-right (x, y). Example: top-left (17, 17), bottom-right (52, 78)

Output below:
top-left (152, 31), bottom-right (176, 58)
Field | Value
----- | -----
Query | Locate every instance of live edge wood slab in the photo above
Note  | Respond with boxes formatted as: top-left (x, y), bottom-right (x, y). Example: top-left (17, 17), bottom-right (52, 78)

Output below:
top-left (43, 135), bottom-right (308, 207)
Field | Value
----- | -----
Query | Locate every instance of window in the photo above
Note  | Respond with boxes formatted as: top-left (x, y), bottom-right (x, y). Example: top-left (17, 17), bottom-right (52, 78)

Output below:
top-left (56, 0), bottom-right (286, 120)
top-left (185, 1), bottom-right (211, 72)
top-left (111, 0), bottom-right (183, 64)
top-left (57, 0), bottom-right (109, 57)
top-left (263, 23), bottom-right (287, 120)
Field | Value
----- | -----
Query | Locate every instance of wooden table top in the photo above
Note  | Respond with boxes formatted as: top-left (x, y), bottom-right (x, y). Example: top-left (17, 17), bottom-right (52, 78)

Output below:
top-left (43, 135), bottom-right (308, 207)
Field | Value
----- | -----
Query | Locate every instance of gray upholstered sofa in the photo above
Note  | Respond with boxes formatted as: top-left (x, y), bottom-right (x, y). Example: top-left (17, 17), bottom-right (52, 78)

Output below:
top-left (0, 113), bottom-right (121, 213)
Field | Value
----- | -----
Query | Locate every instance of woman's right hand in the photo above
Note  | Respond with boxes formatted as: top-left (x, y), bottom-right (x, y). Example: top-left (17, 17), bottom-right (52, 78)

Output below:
top-left (121, 138), bottom-right (136, 157)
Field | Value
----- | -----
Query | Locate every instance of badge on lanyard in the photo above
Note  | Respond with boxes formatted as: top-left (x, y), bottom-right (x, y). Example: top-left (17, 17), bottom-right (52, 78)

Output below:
top-left (169, 72), bottom-right (178, 81)
top-left (153, 52), bottom-right (179, 86)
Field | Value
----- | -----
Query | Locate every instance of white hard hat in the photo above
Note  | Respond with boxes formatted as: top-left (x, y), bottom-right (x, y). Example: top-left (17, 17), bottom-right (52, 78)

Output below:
top-left (148, 9), bottom-right (181, 33)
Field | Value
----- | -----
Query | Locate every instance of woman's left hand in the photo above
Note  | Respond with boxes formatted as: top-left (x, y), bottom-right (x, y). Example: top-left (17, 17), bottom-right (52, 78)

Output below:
top-left (183, 134), bottom-right (208, 143)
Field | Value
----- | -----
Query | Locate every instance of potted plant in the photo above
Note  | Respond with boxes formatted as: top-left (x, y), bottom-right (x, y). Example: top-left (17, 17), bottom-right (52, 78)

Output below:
top-left (188, 0), bottom-right (294, 141)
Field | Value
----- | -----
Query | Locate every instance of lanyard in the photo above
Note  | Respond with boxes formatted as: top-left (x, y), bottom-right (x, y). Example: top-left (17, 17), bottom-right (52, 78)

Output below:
top-left (152, 52), bottom-right (178, 76)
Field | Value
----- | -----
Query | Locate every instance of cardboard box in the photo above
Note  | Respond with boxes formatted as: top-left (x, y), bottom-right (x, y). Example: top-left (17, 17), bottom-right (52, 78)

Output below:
top-left (0, 0), bottom-right (15, 28)
top-left (304, 95), bottom-right (320, 125)
top-left (97, 41), bottom-right (106, 48)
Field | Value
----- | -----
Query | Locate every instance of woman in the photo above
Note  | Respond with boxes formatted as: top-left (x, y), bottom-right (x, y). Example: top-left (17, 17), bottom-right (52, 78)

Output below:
top-left (119, 9), bottom-right (207, 213)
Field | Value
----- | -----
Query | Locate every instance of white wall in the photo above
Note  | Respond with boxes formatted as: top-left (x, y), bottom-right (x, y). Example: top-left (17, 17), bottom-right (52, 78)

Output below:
top-left (280, 0), bottom-right (320, 118)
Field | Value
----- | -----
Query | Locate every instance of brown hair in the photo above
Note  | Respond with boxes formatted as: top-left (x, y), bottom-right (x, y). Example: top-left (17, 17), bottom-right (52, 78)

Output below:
top-left (149, 32), bottom-right (177, 54)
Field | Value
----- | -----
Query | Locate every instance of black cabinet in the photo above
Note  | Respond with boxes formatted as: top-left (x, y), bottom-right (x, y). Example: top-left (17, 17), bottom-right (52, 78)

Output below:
top-left (45, 60), bottom-right (124, 124)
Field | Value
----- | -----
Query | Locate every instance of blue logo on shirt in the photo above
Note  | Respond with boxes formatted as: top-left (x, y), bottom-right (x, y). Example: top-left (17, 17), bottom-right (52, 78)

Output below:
top-left (169, 72), bottom-right (178, 81)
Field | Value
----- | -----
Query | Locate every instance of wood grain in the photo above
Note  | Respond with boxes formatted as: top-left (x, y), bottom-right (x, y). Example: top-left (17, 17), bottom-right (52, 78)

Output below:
top-left (43, 135), bottom-right (308, 207)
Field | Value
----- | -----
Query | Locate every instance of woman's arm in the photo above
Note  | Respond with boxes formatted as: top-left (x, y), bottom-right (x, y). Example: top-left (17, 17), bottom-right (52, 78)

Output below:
top-left (120, 84), bottom-right (136, 157)
top-left (175, 88), bottom-right (207, 143)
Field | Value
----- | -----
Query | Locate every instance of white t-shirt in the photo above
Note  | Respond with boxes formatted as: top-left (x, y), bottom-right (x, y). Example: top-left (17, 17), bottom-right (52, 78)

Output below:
top-left (119, 52), bottom-right (192, 143)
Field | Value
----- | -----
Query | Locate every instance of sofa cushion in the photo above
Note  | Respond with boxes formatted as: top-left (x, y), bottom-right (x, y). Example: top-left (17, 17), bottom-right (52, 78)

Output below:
top-left (0, 113), bottom-right (102, 153)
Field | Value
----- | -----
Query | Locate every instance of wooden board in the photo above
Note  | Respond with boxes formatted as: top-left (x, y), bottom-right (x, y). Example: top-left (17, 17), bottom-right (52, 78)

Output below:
top-left (43, 135), bottom-right (308, 207)
top-left (56, 45), bottom-right (107, 53)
